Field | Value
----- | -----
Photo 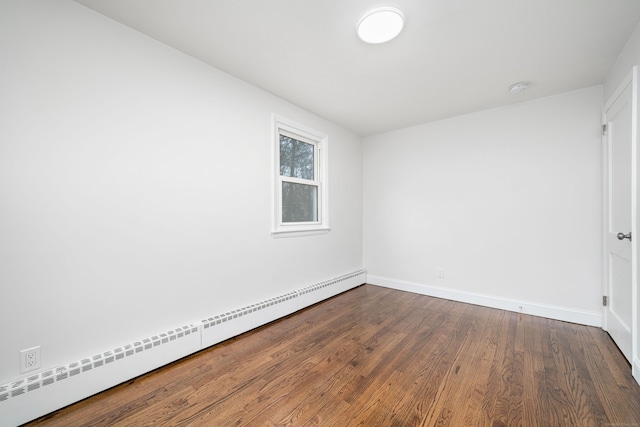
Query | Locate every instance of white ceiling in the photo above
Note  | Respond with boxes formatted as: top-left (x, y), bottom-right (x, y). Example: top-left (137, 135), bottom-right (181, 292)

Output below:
top-left (74, 0), bottom-right (640, 136)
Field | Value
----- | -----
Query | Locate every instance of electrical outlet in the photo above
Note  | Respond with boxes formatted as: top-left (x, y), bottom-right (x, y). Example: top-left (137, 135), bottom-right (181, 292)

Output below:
top-left (20, 346), bottom-right (41, 373)
top-left (437, 268), bottom-right (445, 278)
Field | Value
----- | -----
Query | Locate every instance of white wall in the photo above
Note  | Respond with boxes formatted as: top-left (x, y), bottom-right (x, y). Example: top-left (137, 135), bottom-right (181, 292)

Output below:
top-left (604, 21), bottom-right (640, 382)
top-left (604, 23), bottom-right (640, 102)
top-left (364, 86), bottom-right (603, 322)
top-left (0, 0), bottom-right (362, 386)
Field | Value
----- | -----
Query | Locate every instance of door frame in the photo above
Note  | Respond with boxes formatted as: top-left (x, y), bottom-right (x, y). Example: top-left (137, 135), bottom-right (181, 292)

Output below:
top-left (602, 66), bottom-right (639, 383)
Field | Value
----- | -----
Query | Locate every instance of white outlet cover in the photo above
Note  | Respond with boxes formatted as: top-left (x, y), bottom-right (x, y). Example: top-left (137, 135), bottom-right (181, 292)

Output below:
top-left (19, 346), bottom-right (41, 373)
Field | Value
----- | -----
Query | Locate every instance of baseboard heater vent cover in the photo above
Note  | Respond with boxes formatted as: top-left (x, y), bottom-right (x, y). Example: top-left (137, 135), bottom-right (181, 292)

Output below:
top-left (0, 324), bottom-right (199, 404)
top-left (0, 269), bottom-right (366, 420)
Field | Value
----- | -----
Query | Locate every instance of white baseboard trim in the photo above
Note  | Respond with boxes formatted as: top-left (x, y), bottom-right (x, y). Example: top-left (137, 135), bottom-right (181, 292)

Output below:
top-left (0, 270), bottom-right (366, 427)
top-left (634, 357), bottom-right (640, 387)
top-left (367, 275), bottom-right (602, 327)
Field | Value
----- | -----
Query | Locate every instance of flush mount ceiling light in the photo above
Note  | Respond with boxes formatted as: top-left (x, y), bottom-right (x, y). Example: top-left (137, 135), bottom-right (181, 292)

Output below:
top-left (357, 6), bottom-right (405, 44)
top-left (509, 82), bottom-right (529, 94)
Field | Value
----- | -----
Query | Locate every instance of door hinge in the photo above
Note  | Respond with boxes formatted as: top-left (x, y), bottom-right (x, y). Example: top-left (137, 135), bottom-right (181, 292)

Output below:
top-left (603, 295), bottom-right (608, 306)
top-left (602, 124), bottom-right (608, 136)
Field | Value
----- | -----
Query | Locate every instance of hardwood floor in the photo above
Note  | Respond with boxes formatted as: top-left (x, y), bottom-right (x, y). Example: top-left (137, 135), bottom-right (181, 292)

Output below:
top-left (26, 285), bottom-right (640, 426)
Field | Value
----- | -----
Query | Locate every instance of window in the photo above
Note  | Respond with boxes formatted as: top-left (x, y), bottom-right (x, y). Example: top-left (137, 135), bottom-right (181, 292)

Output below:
top-left (272, 116), bottom-right (328, 236)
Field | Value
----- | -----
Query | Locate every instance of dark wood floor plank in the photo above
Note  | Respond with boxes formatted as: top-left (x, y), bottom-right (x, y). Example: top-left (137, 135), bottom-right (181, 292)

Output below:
top-left (350, 301), bottom-right (472, 426)
top-left (579, 325), bottom-right (640, 424)
top-left (418, 305), bottom-right (492, 426)
top-left (447, 306), bottom-right (519, 427)
top-left (477, 307), bottom-right (516, 426)
top-left (25, 285), bottom-right (640, 427)
top-left (358, 305), bottom-right (463, 425)
top-left (177, 286), bottom-right (409, 426)
top-left (457, 307), bottom-right (506, 427)
top-left (520, 314), bottom-right (548, 427)
top-left (240, 291), bottom-right (414, 426)
top-left (558, 319), bottom-right (610, 426)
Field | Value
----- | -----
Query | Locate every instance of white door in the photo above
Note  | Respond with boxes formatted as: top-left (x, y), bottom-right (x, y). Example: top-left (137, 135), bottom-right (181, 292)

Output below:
top-left (603, 75), bottom-right (634, 363)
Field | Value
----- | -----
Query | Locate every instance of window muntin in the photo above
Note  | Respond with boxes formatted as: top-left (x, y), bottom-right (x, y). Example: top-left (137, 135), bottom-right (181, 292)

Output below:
top-left (273, 116), bottom-right (328, 236)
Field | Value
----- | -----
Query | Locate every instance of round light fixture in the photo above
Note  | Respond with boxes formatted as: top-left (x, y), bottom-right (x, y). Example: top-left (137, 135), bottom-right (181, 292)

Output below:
top-left (357, 6), bottom-right (405, 44)
top-left (509, 82), bottom-right (529, 94)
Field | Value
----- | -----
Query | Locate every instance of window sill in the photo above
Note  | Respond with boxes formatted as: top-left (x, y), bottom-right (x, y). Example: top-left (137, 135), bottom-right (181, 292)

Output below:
top-left (271, 227), bottom-right (331, 238)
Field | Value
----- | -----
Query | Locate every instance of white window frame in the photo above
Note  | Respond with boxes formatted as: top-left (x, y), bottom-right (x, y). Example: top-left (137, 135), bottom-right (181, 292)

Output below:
top-left (272, 115), bottom-right (329, 237)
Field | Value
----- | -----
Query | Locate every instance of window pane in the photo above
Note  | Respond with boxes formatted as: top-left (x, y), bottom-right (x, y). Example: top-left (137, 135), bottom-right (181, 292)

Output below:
top-left (282, 182), bottom-right (318, 223)
top-left (280, 135), bottom-right (314, 180)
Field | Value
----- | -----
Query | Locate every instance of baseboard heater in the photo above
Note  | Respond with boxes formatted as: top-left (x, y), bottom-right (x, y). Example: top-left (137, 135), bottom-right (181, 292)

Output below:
top-left (0, 269), bottom-right (366, 426)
